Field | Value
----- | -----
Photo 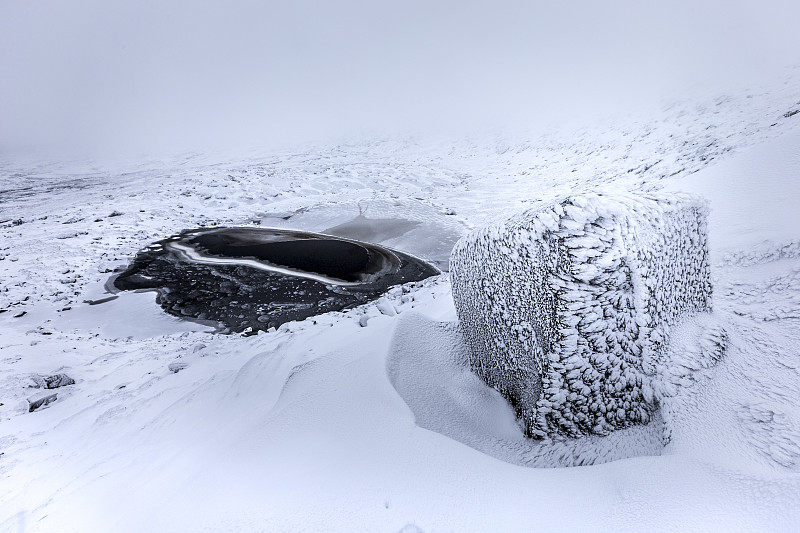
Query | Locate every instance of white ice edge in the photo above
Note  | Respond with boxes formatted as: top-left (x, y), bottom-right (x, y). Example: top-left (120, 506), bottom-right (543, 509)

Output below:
top-left (165, 238), bottom-right (406, 287)
top-left (166, 241), bottom-right (366, 286)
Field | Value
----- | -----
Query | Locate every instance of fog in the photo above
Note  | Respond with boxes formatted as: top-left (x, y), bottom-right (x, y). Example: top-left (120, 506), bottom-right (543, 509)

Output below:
top-left (2, 0), bottom-right (799, 156)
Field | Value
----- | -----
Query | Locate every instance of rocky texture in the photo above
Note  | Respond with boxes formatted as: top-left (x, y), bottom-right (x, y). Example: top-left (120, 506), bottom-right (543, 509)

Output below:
top-left (168, 361), bottom-right (189, 374)
top-left (32, 374), bottom-right (75, 389)
top-left (113, 227), bottom-right (439, 334)
top-left (28, 393), bottom-right (58, 412)
top-left (450, 192), bottom-right (712, 438)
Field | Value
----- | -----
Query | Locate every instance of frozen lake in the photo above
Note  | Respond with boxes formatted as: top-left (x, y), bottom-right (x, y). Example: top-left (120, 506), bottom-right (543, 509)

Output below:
top-left (113, 227), bottom-right (440, 334)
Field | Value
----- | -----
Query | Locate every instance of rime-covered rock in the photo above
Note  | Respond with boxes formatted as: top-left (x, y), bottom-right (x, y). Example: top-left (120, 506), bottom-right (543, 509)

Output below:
top-left (31, 373), bottom-right (75, 389)
top-left (42, 374), bottom-right (75, 389)
top-left (168, 361), bottom-right (189, 374)
top-left (28, 393), bottom-right (58, 412)
top-left (450, 192), bottom-right (711, 438)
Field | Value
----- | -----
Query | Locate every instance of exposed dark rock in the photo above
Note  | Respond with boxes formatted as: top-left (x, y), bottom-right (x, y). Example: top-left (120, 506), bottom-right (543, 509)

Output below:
top-left (44, 374), bottom-right (75, 389)
top-left (83, 295), bottom-right (119, 305)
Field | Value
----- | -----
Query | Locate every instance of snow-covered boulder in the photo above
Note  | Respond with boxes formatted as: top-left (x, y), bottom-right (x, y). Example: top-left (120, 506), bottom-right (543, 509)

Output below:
top-left (450, 192), bottom-right (711, 438)
top-left (32, 374), bottom-right (75, 389)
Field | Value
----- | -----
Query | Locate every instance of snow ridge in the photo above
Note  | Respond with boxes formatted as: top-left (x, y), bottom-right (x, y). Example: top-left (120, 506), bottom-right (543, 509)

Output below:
top-left (450, 192), bottom-right (712, 438)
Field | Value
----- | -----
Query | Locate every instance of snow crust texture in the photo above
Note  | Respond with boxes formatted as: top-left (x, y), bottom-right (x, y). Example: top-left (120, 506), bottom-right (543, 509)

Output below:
top-left (450, 192), bottom-right (712, 438)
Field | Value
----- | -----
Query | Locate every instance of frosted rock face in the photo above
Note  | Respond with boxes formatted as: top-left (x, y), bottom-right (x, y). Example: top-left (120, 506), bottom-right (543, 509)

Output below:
top-left (450, 193), bottom-right (711, 438)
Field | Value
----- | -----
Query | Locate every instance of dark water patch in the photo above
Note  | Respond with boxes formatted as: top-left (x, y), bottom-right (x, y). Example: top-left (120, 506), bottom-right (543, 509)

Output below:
top-left (113, 227), bottom-right (439, 334)
top-left (189, 232), bottom-right (372, 282)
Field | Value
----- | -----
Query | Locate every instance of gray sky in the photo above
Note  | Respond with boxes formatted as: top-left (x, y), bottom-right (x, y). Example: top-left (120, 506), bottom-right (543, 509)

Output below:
top-left (2, 0), bottom-right (799, 155)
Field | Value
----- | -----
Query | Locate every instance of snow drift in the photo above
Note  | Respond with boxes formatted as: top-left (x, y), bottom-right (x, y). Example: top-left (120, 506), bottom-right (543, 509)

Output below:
top-left (450, 192), bottom-right (712, 438)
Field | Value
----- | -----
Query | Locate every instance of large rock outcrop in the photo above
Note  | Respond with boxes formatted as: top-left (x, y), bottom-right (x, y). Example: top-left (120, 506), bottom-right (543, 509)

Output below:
top-left (450, 192), bottom-right (711, 438)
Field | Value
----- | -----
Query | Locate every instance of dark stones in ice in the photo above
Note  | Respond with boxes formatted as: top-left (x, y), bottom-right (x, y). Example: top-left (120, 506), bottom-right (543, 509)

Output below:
top-left (113, 227), bottom-right (439, 334)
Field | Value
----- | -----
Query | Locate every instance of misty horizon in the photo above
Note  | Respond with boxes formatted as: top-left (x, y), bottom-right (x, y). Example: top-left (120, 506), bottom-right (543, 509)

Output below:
top-left (2, 0), bottom-right (800, 156)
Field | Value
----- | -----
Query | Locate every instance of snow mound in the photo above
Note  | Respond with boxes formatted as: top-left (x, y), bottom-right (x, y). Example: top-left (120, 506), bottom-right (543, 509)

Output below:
top-left (387, 312), bottom-right (666, 467)
top-left (450, 192), bottom-right (712, 438)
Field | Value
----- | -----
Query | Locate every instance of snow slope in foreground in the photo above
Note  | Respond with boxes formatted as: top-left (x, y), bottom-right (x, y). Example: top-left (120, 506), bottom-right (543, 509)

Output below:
top-left (1, 108), bottom-right (800, 531)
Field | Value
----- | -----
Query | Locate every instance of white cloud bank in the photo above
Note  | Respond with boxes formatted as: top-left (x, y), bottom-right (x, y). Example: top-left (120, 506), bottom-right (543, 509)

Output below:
top-left (2, 0), bottom-right (799, 155)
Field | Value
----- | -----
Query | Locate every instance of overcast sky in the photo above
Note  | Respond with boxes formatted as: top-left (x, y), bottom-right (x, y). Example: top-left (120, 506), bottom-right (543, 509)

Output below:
top-left (2, 0), bottom-right (799, 156)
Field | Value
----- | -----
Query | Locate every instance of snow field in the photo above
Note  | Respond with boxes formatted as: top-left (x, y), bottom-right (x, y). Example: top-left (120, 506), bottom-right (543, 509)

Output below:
top-left (1, 76), bottom-right (800, 531)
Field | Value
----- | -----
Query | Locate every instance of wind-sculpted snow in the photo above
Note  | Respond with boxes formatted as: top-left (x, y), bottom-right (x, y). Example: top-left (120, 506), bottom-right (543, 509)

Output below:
top-left (450, 192), bottom-right (712, 438)
top-left (3, 79), bottom-right (800, 531)
top-left (387, 312), bottom-right (667, 468)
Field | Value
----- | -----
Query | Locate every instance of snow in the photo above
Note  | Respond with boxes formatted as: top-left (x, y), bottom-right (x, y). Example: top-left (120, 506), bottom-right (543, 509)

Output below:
top-left (1, 78), bottom-right (800, 531)
top-left (667, 126), bottom-right (800, 260)
top-left (387, 312), bottom-right (666, 468)
top-left (450, 192), bottom-right (712, 438)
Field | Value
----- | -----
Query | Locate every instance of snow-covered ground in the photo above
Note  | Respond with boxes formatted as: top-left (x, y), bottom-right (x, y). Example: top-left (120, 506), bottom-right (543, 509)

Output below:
top-left (2, 74), bottom-right (800, 531)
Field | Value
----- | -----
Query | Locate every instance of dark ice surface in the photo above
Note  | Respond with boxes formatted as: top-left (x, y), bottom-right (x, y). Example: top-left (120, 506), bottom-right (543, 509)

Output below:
top-left (113, 227), bottom-right (440, 334)
top-left (192, 234), bottom-right (371, 282)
